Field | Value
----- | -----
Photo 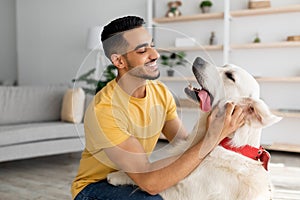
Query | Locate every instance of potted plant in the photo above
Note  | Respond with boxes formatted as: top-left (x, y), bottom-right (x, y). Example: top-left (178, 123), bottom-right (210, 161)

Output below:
top-left (160, 51), bottom-right (187, 77)
top-left (253, 33), bottom-right (261, 43)
top-left (72, 64), bottom-right (117, 95)
top-left (200, 0), bottom-right (213, 13)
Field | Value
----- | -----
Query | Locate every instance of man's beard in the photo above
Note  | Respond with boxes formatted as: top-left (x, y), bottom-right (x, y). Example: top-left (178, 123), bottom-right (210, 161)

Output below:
top-left (126, 59), bottom-right (160, 80)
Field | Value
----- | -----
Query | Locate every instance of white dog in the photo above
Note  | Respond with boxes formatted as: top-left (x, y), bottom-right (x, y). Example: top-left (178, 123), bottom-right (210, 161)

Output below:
top-left (107, 57), bottom-right (282, 200)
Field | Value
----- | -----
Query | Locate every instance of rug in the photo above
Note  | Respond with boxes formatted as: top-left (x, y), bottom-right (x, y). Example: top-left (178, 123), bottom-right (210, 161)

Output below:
top-left (270, 163), bottom-right (300, 200)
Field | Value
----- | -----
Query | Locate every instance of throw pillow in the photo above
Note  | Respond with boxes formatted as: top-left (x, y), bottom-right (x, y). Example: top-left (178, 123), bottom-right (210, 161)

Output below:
top-left (61, 88), bottom-right (85, 123)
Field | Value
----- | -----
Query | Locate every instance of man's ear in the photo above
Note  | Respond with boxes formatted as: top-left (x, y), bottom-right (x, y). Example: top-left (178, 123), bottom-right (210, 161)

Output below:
top-left (251, 99), bottom-right (282, 128)
top-left (111, 54), bottom-right (126, 69)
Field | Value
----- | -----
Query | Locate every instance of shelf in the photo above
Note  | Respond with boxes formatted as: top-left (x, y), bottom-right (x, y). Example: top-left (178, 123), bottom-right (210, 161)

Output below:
top-left (153, 5), bottom-right (300, 24)
top-left (153, 12), bottom-right (223, 23)
top-left (160, 76), bottom-right (300, 83)
top-left (157, 45), bottom-right (223, 52)
top-left (157, 42), bottom-right (300, 53)
top-left (263, 143), bottom-right (300, 153)
top-left (231, 4), bottom-right (300, 17)
top-left (272, 110), bottom-right (300, 118)
top-left (176, 98), bottom-right (198, 109)
top-left (255, 76), bottom-right (300, 83)
top-left (231, 41), bottom-right (300, 49)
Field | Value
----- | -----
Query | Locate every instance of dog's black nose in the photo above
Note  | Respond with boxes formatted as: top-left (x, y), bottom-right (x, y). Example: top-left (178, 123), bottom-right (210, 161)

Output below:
top-left (193, 57), bottom-right (206, 67)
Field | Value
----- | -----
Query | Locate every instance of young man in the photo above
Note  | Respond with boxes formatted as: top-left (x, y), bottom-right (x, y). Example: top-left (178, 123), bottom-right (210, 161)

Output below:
top-left (72, 16), bottom-right (244, 200)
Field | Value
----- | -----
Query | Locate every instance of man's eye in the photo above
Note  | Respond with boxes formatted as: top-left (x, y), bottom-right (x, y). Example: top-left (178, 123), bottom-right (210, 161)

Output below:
top-left (137, 48), bottom-right (147, 54)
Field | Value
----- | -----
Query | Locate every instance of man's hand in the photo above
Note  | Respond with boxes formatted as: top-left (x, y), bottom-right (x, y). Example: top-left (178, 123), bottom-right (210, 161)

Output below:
top-left (207, 102), bottom-right (244, 141)
top-left (199, 102), bottom-right (244, 158)
top-left (220, 102), bottom-right (245, 140)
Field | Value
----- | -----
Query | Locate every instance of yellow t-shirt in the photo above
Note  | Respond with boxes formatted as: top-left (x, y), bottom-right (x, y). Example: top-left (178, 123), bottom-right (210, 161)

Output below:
top-left (71, 79), bottom-right (178, 199)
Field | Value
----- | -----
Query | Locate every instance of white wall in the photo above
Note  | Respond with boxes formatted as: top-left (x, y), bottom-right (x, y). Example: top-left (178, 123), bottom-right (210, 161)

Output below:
top-left (0, 0), bottom-right (17, 85)
top-left (16, 0), bottom-right (148, 85)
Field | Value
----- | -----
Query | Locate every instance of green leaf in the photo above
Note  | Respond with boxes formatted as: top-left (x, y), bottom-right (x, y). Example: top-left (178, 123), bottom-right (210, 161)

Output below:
top-left (177, 51), bottom-right (186, 59)
top-left (82, 87), bottom-right (96, 95)
top-left (72, 64), bottom-right (117, 95)
top-left (200, 1), bottom-right (213, 8)
top-left (161, 55), bottom-right (169, 60)
top-left (161, 61), bottom-right (169, 66)
top-left (85, 79), bottom-right (98, 85)
top-left (77, 68), bottom-right (96, 80)
top-left (159, 51), bottom-right (187, 68)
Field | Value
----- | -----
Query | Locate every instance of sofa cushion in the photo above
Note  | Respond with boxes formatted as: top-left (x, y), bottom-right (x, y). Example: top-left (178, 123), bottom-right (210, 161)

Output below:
top-left (61, 88), bottom-right (85, 123)
top-left (0, 86), bottom-right (67, 125)
top-left (0, 122), bottom-right (84, 146)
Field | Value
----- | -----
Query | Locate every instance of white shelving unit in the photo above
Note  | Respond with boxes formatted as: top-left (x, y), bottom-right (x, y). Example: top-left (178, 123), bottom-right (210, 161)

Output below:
top-left (151, 0), bottom-right (300, 152)
top-left (153, 4), bottom-right (300, 23)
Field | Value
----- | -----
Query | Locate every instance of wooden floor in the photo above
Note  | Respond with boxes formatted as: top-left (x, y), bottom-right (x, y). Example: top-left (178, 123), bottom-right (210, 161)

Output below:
top-left (0, 153), bottom-right (79, 200)
top-left (0, 151), bottom-right (300, 200)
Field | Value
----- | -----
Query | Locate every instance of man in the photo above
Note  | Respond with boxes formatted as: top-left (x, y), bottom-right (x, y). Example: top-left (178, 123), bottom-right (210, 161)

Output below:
top-left (72, 16), bottom-right (244, 200)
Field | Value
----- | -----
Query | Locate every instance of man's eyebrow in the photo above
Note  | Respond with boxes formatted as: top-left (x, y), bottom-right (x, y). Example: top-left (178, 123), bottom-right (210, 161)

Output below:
top-left (134, 39), bottom-right (154, 50)
top-left (134, 43), bottom-right (149, 51)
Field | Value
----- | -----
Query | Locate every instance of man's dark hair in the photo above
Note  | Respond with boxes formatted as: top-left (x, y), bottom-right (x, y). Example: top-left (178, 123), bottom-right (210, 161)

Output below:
top-left (101, 16), bottom-right (145, 59)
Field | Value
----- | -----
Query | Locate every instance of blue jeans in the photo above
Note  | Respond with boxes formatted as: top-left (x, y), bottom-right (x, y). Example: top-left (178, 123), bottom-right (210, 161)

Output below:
top-left (74, 179), bottom-right (163, 200)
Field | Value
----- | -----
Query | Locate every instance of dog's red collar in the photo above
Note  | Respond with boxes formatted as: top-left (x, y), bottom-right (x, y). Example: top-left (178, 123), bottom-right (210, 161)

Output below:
top-left (220, 137), bottom-right (270, 171)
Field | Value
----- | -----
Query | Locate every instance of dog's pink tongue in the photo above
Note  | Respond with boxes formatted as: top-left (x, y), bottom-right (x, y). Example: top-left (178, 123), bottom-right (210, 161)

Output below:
top-left (198, 90), bottom-right (211, 112)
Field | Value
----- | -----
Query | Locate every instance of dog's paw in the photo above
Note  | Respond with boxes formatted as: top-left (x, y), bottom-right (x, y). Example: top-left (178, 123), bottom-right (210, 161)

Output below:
top-left (107, 171), bottom-right (135, 186)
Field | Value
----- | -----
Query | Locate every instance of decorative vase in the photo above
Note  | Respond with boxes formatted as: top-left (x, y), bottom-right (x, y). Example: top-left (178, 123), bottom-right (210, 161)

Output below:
top-left (209, 31), bottom-right (217, 45)
top-left (201, 6), bottom-right (210, 13)
top-left (167, 69), bottom-right (175, 77)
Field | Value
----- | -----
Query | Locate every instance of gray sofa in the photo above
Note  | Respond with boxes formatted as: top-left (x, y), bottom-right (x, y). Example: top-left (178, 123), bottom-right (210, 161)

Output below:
top-left (0, 86), bottom-right (86, 162)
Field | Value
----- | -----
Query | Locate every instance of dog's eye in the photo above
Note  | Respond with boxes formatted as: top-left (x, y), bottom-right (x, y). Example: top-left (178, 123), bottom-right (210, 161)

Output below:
top-left (248, 106), bottom-right (255, 113)
top-left (225, 72), bottom-right (235, 82)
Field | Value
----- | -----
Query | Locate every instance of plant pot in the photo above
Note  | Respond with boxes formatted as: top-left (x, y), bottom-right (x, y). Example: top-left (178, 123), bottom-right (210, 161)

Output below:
top-left (201, 6), bottom-right (211, 13)
top-left (167, 69), bottom-right (175, 77)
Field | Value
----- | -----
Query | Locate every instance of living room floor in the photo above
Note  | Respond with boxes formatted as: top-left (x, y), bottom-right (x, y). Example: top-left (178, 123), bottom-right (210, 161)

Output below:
top-left (0, 145), bottom-right (300, 200)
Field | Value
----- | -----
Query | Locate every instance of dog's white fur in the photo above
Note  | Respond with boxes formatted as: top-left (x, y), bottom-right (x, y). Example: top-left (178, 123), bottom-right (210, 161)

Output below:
top-left (107, 57), bottom-right (281, 200)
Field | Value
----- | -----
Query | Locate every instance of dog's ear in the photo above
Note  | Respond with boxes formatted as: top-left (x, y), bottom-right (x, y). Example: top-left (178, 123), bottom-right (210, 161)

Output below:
top-left (245, 98), bottom-right (282, 128)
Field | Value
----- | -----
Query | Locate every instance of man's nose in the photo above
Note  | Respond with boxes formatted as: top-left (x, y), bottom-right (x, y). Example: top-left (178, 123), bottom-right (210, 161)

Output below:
top-left (149, 47), bottom-right (160, 60)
